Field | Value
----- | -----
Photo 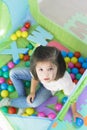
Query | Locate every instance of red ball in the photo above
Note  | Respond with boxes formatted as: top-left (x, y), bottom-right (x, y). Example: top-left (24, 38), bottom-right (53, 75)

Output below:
top-left (74, 52), bottom-right (81, 58)
top-left (24, 22), bottom-right (31, 29)
top-left (7, 79), bottom-right (13, 85)
top-left (23, 55), bottom-right (30, 61)
top-left (73, 79), bottom-right (78, 84)
top-left (8, 107), bottom-right (17, 114)
top-left (79, 68), bottom-right (85, 74)
top-left (74, 62), bottom-right (82, 69)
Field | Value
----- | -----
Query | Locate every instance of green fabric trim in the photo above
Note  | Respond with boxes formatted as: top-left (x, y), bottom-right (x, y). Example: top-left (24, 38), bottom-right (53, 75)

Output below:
top-left (28, 0), bottom-right (87, 57)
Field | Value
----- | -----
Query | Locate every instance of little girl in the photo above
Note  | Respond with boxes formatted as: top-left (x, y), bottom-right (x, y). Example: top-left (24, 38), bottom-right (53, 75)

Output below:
top-left (0, 46), bottom-right (82, 121)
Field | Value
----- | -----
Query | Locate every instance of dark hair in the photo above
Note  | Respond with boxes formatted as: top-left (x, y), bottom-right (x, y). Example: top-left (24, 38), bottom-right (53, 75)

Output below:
top-left (30, 46), bottom-right (66, 80)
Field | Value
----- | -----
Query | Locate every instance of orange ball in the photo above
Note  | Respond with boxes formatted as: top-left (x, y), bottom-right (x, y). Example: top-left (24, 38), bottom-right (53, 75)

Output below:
top-left (24, 22), bottom-right (31, 29)
top-left (8, 107), bottom-right (17, 114)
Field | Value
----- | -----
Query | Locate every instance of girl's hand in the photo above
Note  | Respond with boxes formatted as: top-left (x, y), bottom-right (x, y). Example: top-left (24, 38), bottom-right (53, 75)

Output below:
top-left (26, 93), bottom-right (35, 104)
top-left (73, 111), bottom-right (83, 122)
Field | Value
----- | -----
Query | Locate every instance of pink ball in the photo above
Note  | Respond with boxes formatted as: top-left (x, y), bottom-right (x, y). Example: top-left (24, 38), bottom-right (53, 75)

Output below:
top-left (7, 61), bottom-right (15, 69)
top-left (21, 26), bottom-right (27, 32)
top-left (48, 113), bottom-right (56, 119)
top-left (70, 73), bottom-right (75, 80)
top-left (38, 112), bottom-right (45, 117)
top-left (0, 77), bottom-right (5, 84)
top-left (68, 62), bottom-right (74, 68)
top-left (55, 103), bottom-right (62, 111)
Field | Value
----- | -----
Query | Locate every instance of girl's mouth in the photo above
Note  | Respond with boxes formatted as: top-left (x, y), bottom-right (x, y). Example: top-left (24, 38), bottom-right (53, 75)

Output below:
top-left (44, 78), bottom-right (49, 80)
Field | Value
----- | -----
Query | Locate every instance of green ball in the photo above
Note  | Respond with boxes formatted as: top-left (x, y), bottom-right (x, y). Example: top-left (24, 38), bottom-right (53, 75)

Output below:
top-left (25, 61), bottom-right (30, 67)
top-left (27, 44), bottom-right (34, 49)
top-left (0, 106), bottom-right (8, 113)
top-left (25, 81), bottom-right (31, 88)
top-left (76, 73), bottom-right (82, 80)
top-left (8, 85), bottom-right (15, 92)
top-left (3, 71), bottom-right (9, 79)
top-left (0, 69), bottom-right (3, 76)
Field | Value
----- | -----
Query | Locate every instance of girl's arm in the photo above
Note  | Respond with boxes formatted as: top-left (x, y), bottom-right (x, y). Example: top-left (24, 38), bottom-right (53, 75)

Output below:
top-left (27, 78), bottom-right (39, 103)
top-left (71, 102), bottom-right (83, 121)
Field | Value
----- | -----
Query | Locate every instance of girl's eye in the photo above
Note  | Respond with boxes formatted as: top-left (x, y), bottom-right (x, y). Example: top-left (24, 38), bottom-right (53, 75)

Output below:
top-left (49, 68), bottom-right (53, 71)
top-left (39, 68), bottom-right (43, 71)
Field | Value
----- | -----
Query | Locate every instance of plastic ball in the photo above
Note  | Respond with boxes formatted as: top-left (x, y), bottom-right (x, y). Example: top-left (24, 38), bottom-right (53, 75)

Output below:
top-left (74, 62), bottom-right (81, 69)
top-left (8, 107), bottom-right (17, 114)
top-left (1, 83), bottom-right (8, 90)
top-left (1, 90), bottom-right (9, 98)
top-left (79, 68), bottom-right (85, 74)
top-left (67, 52), bottom-right (74, 58)
top-left (68, 62), bottom-right (74, 69)
top-left (27, 44), bottom-right (34, 50)
top-left (67, 68), bottom-right (71, 73)
top-left (74, 117), bottom-right (84, 128)
top-left (24, 81), bottom-right (31, 88)
top-left (23, 55), bottom-right (30, 61)
top-left (25, 108), bottom-right (35, 115)
top-left (72, 68), bottom-right (79, 74)
top-left (2, 65), bottom-right (9, 72)
top-left (21, 31), bottom-right (28, 38)
top-left (7, 61), bottom-right (15, 69)
top-left (16, 30), bottom-right (22, 37)
top-left (64, 57), bottom-right (70, 63)
top-left (0, 77), bottom-right (5, 84)
top-left (62, 96), bottom-right (68, 104)
top-left (61, 51), bottom-right (67, 57)
top-left (7, 79), bottom-right (13, 85)
top-left (22, 112), bottom-right (29, 116)
top-left (76, 73), bottom-right (82, 80)
top-left (74, 51), bottom-right (81, 58)
top-left (55, 103), bottom-right (62, 111)
top-left (21, 26), bottom-right (27, 32)
top-left (24, 22), bottom-right (31, 29)
top-left (78, 57), bottom-right (84, 63)
top-left (71, 57), bottom-right (78, 64)
top-left (70, 73), bottom-right (75, 80)
top-left (82, 62), bottom-right (87, 69)
top-left (0, 106), bottom-right (8, 113)
top-left (3, 71), bottom-right (9, 79)
top-left (25, 61), bottom-right (30, 67)
top-left (73, 79), bottom-right (78, 84)
top-left (48, 113), bottom-right (56, 119)
top-left (0, 69), bottom-right (3, 76)
top-left (10, 34), bottom-right (17, 40)
top-left (28, 50), bottom-right (33, 56)
top-left (38, 112), bottom-right (46, 117)
top-left (19, 54), bottom-right (24, 59)
top-left (8, 85), bottom-right (15, 92)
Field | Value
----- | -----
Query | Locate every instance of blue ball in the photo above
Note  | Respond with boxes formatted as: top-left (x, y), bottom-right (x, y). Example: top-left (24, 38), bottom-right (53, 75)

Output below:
top-left (62, 96), bottom-right (68, 104)
top-left (67, 52), bottom-right (74, 58)
top-left (78, 57), bottom-right (84, 63)
top-left (74, 117), bottom-right (84, 128)
top-left (61, 51), bottom-right (67, 57)
top-left (72, 68), bottom-right (79, 74)
top-left (82, 62), bottom-right (87, 69)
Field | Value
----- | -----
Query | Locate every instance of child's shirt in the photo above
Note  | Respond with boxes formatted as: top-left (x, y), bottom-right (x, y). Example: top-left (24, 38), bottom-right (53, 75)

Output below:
top-left (41, 71), bottom-right (75, 96)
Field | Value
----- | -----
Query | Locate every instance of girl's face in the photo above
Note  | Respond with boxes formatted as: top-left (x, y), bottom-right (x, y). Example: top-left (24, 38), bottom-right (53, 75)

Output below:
top-left (36, 61), bottom-right (57, 83)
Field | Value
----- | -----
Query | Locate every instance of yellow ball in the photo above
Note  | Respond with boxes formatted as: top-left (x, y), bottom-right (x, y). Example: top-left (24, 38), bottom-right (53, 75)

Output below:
top-left (19, 54), bottom-right (24, 59)
top-left (71, 57), bottom-right (78, 64)
top-left (64, 57), bottom-right (70, 63)
top-left (16, 30), bottom-right (22, 37)
top-left (25, 108), bottom-right (35, 115)
top-left (21, 31), bottom-right (28, 38)
top-left (10, 34), bottom-right (17, 40)
top-left (22, 112), bottom-right (28, 116)
top-left (1, 90), bottom-right (9, 98)
top-left (28, 50), bottom-right (33, 56)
